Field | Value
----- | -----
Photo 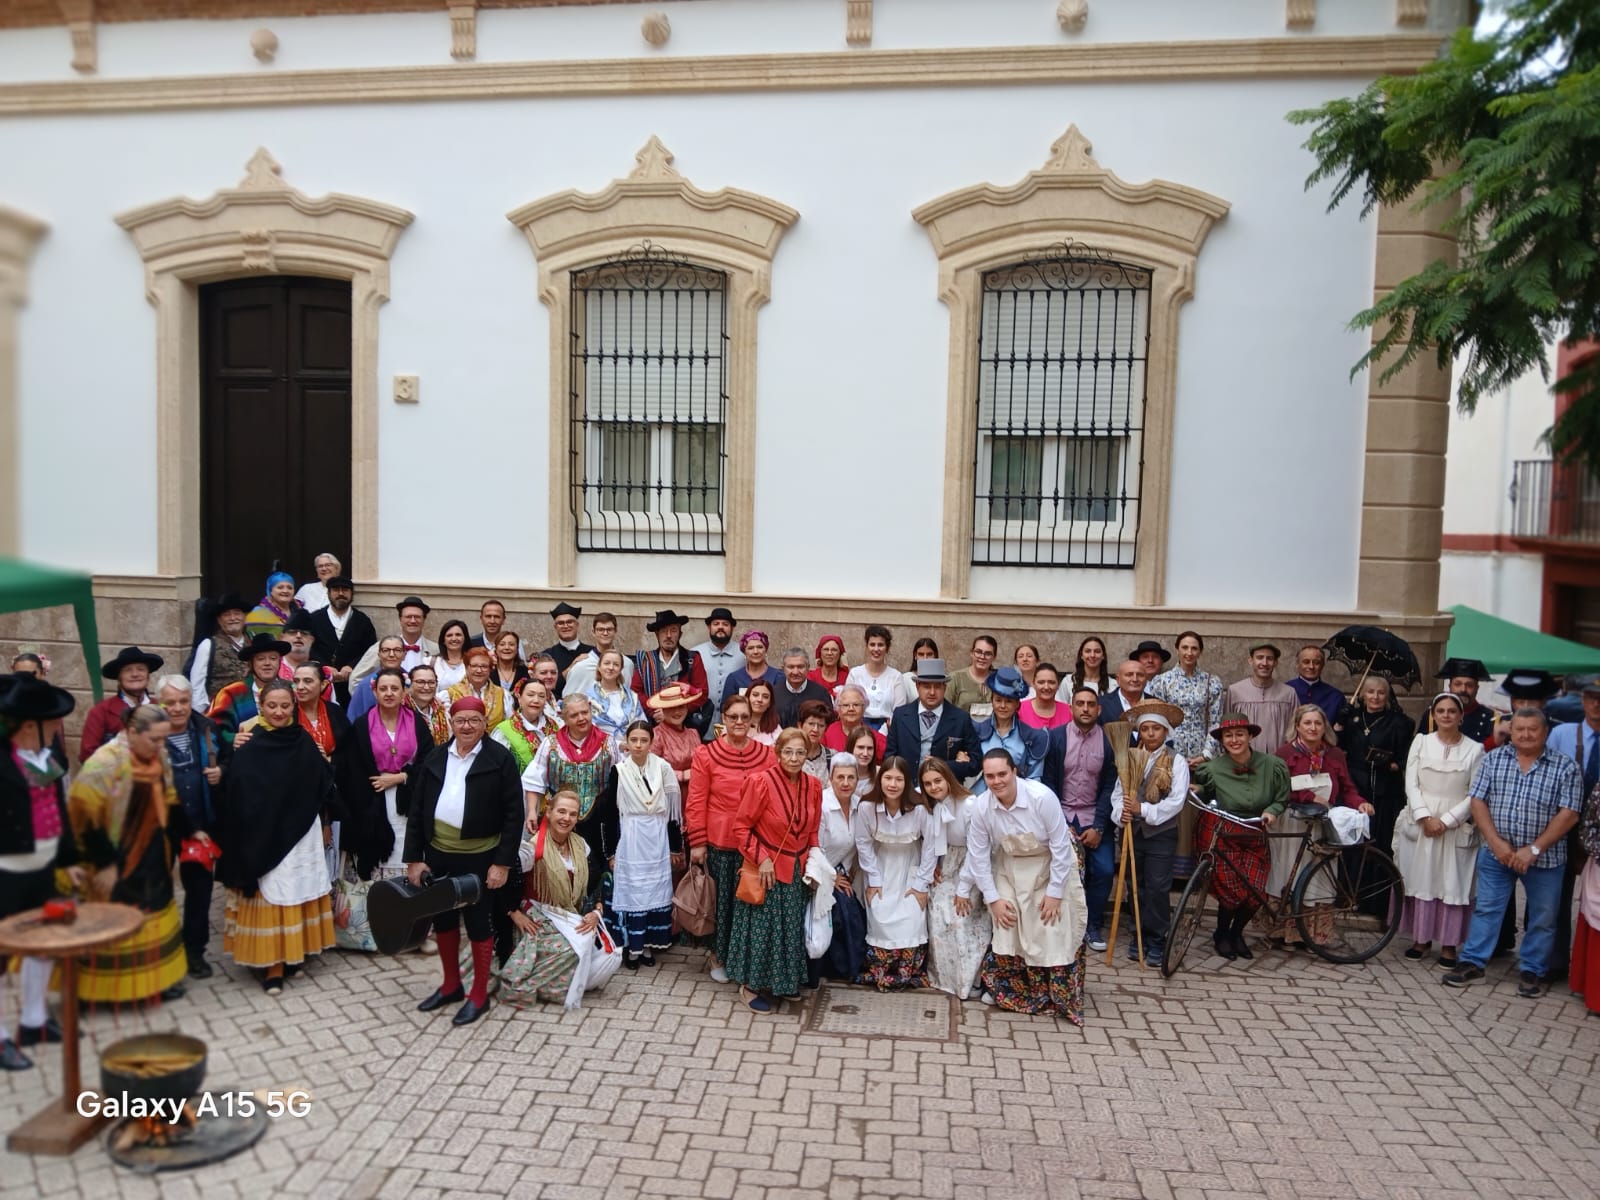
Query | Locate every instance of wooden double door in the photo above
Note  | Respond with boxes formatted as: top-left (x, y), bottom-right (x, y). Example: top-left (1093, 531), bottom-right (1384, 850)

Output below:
top-left (200, 276), bottom-right (353, 599)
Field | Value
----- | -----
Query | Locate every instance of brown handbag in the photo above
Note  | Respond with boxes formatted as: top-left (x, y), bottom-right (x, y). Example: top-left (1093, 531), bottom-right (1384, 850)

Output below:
top-left (736, 810), bottom-right (797, 908)
top-left (672, 862), bottom-right (717, 937)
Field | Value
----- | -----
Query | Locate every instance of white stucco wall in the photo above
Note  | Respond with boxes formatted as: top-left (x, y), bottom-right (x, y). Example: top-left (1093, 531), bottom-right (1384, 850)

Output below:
top-left (1439, 551), bottom-right (1543, 628)
top-left (0, 0), bottom-right (1418, 609)
top-left (1441, 348), bottom-right (1553, 538)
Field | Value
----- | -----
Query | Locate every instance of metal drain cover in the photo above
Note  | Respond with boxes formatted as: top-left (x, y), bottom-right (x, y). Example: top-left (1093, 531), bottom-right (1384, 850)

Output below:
top-left (804, 985), bottom-right (960, 1042)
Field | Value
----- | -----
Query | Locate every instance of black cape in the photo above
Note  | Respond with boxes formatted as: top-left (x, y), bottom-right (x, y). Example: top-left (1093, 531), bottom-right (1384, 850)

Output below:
top-left (332, 708), bottom-right (435, 880)
top-left (215, 723), bottom-right (344, 896)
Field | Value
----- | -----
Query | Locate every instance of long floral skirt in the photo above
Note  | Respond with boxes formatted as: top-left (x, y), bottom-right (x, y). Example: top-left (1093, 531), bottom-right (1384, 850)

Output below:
top-left (496, 908), bottom-right (579, 1006)
top-left (223, 889), bottom-right (335, 969)
top-left (79, 901), bottom-right (187, 1004)
top-left (724, 876), bottom-right (808, 997)
top-left (978, 941), bottom-right (1087, 1025)
top-left (857, 945), bottom-right (929, 991)
top-left (702, 847), bottom-right (743, 962)
top-left (926, 846), bottom-right (990, 998)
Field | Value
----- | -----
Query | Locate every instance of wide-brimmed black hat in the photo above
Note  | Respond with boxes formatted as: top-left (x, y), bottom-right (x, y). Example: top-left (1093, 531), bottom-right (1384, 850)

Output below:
top-left (0, 673), bottom-right (76, 721)
top-left (215, 592), bottom-right (249, 616)
top-left (395, 595), bottom-right (431, 616)
top-left (647, 609), bottom-right (692, 632)
top-left (1435, 657), bottom-right (1490, 682)
top-left (241, 633), bottom-right (291, 661)
top-left (1129, 640), bottom-right (1171, 664)
top-left (282, 609), bottom-right (317, 634)
top-left (101, 646), bottom-right (164, 680)
top-left (705, 607), bottom-right (736, 626)
top-left (1500, 668), bottom-right (1560, 702)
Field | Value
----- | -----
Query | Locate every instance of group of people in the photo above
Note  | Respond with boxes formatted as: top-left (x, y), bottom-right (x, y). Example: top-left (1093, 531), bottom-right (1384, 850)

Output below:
top-left (2, 560), bottom-right (1597, 1068)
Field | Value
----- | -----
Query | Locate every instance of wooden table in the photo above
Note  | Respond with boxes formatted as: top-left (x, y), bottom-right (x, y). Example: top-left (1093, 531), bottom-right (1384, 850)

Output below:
top-left (0, 901), bottom-right (145, 1155)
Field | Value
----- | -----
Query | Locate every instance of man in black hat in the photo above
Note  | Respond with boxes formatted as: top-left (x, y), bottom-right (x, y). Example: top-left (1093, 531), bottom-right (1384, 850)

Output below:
top-left (307, 574), bottom-right (377, 704)
top-left (1436, 657), bottom-right (1497, 745)
top-left (206, 633), bottom-right (291, 747)
top-left (689, 607), bottom-right (743, 740)
top-left (539, 602), bottom-right (593, 700)
top-left (79, 646), bottom-right (164, 764)
top-left (350, 596), bottom-right (437, 688)
top-left (0, 673), bottom-right (88, 1067)
top-left (188, 593), bottom-right (249, 712)
top-left (886, 659), bottom-right (982, 771)
top-left (1129, 640), bottom-right (1171, 683)
top-left (280, 609), bottom-right (334, 701)
top-left (631, 610), bottom-right (713, 733)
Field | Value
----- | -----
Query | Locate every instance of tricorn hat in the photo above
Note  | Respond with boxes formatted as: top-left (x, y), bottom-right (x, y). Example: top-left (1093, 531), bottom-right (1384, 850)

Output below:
top-left (241, 633), bottom-right (291, 661)
top-left (549, 601), bottom-right (582, 619)
top-left (0, 673), bottom-right (76, 721)
top-left (647, 609), bottom-right (691, 632)
top-left (1435, 657), bottom-right (1490, 682)
top-left (101, 646), bottom-right (164, 680)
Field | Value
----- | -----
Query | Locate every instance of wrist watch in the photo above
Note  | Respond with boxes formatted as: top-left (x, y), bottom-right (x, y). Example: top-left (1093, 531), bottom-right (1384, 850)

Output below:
top-left (1528, 843), bottom-right (1542, 859)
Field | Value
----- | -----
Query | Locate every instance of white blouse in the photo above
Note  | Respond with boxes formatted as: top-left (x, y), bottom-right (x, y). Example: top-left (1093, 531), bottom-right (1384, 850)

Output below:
top-left (817, 789), bottom-right (857, 874)
top-left (847, 663), bottom-right (905, 722)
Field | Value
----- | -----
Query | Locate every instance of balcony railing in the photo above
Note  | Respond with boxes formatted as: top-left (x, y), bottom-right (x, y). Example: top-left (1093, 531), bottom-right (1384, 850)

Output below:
top-left (1510, 458), bottom-right (1600, 543)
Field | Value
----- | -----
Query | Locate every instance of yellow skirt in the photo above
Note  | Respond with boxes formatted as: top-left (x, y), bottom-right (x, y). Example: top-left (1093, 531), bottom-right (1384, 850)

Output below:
top-left (223, 889), bottom-right (335, 968)
top-left (77, 901), bottom-right (187, 1005)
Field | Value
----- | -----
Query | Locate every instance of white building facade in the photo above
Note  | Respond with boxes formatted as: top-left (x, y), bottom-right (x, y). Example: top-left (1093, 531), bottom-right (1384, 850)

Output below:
top-left (0, 0), bottom-right (1470, 696)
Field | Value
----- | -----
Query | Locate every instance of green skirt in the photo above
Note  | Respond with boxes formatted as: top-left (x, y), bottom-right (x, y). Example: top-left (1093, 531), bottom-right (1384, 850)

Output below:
top-left (724, 874), bottom-right (808, 997)
top-left (704, 846), bottom-right (742, 962)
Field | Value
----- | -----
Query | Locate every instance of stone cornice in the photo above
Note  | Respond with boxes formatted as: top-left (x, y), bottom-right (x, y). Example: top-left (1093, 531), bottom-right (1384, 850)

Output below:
top-left (0, 35), bottom-right (1448, 116)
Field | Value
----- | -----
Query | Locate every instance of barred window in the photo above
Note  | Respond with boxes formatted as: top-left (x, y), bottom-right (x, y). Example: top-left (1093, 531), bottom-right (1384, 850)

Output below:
top-left (570, 244), bottom-right (728, 554)
top-left (972, 248), bottom-right (1151, 568)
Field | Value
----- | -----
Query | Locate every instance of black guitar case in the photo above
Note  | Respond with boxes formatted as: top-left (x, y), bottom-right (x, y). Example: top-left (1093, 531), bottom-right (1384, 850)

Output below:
top-left (367, 873), bottom-right (485, 955)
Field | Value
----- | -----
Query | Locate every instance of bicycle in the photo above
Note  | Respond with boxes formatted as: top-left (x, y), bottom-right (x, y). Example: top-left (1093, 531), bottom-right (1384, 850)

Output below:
top-left (1161, 794), bottom-right (1403, 976)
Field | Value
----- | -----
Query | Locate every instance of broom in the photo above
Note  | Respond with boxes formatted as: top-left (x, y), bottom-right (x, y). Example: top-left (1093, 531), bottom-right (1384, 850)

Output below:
top-left (1101, 719), bottom-right (1145, 970)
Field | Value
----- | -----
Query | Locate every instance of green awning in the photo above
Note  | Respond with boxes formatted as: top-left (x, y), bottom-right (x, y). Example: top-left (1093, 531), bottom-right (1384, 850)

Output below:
top-left (0, 556), bottom-right (103, 701)
top-left (1445, 604), bottom-right (1600, 676)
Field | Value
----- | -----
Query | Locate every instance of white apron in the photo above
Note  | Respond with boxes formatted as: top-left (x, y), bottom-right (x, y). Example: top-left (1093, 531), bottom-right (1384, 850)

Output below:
top-left (926, 796), bottom-right (990, 997)
top-left (538, 903), bottom-right (623, 1010)
top-left (610, 756), bottom-right (679, 915)
top-left (865, 828), bottom-right (930, 950)
top-left (1393, 739), bottom-right (1481, 906)
top-left (259, 817), bottom-right (331, 907)
top-left (990, 832), bottom-right (1084, 968)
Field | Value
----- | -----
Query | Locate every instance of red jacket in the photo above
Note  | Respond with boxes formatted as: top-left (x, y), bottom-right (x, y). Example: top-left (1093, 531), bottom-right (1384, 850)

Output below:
top-left (1273, 742), bottom-right (1364, 809)
top-left (685, 737), bottom-right (773, 851)
top-left (730, 765), bottom-right (822, 884)
top-left (822, 721), bottom-right (886, 757)
top-left (79, 694), bottom-right (141, 763)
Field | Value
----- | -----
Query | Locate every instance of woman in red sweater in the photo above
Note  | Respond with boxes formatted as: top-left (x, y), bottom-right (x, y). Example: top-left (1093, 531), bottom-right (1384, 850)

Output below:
top-left (685, 693), bottom-right (774, 983)
top-left (725, 728), bottom-right (823, 1012)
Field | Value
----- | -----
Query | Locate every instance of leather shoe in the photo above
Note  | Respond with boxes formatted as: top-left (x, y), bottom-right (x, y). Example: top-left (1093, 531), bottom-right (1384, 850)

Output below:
top-left (0, 1041), bottom-right (32, 1071)
top-left (188, 957), bottom-right (214, 980)
top-left (1212, 931), bottom-right (1237, 961)
top-left (417, 986), bottom-right (465, 1013)
top-left (158, 985), bottom-right (186, 1003)
top-left (451, 997), bottom-right (490, 1026)
top-left (17, 1018), bottom-right (66, 1046)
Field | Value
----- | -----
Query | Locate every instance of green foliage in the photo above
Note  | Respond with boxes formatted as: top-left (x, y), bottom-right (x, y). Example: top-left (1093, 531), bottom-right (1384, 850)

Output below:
top-left (1289, 0), bottom-right (1600, 474)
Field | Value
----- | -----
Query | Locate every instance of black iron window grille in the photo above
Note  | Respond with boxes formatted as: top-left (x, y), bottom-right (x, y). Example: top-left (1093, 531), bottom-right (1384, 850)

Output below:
top-left (570, 242), bottom-right (729, 555)
top-left (973, 244), bottom-right (1152, 568)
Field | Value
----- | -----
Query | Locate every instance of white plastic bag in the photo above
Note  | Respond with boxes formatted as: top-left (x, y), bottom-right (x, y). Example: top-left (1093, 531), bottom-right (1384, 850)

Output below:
top-left (1324, 807), bottom-right (1370, 846)
top-left (805, 890), bottom-right (832, 959)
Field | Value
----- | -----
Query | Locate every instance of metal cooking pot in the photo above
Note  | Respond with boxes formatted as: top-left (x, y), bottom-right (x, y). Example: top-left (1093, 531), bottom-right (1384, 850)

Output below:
top-left (99, 1033), bottom-right (208, 1106)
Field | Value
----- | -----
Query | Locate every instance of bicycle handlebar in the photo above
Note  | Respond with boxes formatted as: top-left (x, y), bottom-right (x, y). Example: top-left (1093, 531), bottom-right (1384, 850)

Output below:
top-left (1184, 793), bottom-right (1265, 828)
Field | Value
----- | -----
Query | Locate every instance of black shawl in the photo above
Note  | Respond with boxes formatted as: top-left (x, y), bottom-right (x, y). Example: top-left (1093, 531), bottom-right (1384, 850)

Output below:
top-left (215, 723), bottom-right (344, 895)
top-left (332, 708), bottom-right (435, 880)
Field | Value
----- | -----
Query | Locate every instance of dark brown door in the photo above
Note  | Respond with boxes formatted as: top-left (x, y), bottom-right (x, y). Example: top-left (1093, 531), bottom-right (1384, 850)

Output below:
top-left (200, 277), bottom-right (352, 598)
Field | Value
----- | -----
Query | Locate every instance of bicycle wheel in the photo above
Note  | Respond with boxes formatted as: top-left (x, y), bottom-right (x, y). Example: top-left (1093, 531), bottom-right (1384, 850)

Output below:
top-left (1161, 858), bottom-right (1212, 978)
top-left (1291, 844), bottom-right (1403, 964)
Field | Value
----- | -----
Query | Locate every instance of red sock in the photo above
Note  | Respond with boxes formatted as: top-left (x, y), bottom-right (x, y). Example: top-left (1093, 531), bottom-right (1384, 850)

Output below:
top-left (468, 938), bottom-right (493, 1006)
top-left (436, 927), bottom-right (462, 994)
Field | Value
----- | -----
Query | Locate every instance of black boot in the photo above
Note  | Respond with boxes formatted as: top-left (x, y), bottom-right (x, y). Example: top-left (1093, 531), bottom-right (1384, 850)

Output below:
top-left (1212, 908), bottom-right (1238, 960)
top-left (1230, 908), bottom-right (1257, 960)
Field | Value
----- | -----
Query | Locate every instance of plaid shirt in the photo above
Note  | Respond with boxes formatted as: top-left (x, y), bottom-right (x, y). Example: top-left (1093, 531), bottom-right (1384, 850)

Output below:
top-left (1469, 744), bottom-right (1584, 868)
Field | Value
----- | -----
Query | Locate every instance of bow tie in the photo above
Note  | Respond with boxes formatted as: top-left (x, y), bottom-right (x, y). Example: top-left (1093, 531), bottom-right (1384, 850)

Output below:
top-left (1232, 763), bottom-right (1254, 776)
top-left (402, 643), bottom-right (421, 653)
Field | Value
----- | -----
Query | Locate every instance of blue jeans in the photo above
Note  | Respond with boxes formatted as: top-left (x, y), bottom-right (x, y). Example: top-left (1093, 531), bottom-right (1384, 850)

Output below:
top-left (1460, 848), bottom-right (1563, 976)
top-left (1072, 823), bottom-right (1115, 934)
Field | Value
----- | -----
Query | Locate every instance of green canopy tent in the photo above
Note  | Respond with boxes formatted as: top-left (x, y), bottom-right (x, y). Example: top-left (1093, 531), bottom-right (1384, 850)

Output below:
top-left (0, 556), bottom-right (103, 701)
top-left (1445, 604), bottom-right (1600, 677)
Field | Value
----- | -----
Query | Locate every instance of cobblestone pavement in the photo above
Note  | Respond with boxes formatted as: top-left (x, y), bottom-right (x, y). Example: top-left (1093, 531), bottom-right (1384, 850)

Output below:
top-left (3, 928), bottom-right (1597, 1200)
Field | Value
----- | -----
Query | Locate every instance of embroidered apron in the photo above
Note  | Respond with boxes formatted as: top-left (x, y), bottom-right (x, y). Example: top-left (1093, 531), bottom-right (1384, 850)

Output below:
top-left (547, 750), bottom-right (609, 820)
top-left (990, 832), bottom-right (1084, 968)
